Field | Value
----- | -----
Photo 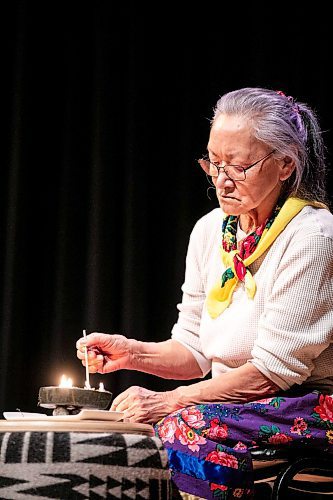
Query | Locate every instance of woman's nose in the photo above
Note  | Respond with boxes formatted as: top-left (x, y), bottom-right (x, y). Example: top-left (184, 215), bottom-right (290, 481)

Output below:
top-left (215, 168), bottom-right (234, 188)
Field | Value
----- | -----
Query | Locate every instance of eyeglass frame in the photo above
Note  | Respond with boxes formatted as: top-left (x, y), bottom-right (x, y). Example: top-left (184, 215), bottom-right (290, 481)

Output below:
top-left (197, 149), bottom-right (276, 181)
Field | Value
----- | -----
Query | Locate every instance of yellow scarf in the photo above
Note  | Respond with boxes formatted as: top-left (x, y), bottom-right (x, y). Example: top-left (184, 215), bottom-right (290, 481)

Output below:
top-left (206, 197), bottom-right (328, 319)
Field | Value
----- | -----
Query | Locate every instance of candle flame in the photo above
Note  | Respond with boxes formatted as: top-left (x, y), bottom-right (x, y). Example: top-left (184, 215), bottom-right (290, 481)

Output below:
top-left (99, 382), bottom-right (105, 392)
top-left (59, 375), bottom-right (73, 388)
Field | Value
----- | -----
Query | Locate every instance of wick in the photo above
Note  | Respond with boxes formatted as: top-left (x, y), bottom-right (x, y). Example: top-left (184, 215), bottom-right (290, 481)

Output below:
top-left (83, 329), bottom-right (91, 389)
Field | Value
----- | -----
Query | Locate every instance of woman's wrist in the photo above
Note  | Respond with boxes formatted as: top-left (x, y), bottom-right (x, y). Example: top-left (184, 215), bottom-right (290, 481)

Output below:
top-left (161, 390), bottom-right (182, 414)
top-left (170, 385), bottom-right (199, 409)
top-left (126, 338), bottom-right (143, 370)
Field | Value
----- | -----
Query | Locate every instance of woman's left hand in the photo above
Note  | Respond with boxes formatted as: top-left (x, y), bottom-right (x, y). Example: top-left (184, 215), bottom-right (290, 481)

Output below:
top-left (110, 386), bottom-right (177, 424)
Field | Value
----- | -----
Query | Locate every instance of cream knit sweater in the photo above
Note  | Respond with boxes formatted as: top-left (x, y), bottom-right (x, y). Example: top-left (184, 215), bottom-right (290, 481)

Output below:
top-left (171, 205), bottom-right (333, 392)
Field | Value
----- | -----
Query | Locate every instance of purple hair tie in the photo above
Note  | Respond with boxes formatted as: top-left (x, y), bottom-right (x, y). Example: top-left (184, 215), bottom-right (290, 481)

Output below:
top-left (276, 89), bottom-right (301, 115)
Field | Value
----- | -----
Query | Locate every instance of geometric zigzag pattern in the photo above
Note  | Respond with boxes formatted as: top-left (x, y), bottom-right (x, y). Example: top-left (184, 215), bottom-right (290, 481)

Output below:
top-left (0, 431), bottom-right (172, 499)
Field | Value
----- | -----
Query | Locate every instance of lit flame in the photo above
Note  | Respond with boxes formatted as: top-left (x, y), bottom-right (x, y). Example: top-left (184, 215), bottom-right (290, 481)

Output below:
top-left (99, 382), bottom-right (105, 392)
top-left (59, 375), bottom-right (73, 388)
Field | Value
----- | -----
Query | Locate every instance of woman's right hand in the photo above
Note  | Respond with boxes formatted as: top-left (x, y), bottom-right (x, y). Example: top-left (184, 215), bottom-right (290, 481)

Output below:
top-left (76, 332), bottom-right (132, 374)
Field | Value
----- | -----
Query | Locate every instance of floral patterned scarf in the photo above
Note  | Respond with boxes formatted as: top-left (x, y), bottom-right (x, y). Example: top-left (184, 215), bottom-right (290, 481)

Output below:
top-left (206, 197), bottom-right (327, 318)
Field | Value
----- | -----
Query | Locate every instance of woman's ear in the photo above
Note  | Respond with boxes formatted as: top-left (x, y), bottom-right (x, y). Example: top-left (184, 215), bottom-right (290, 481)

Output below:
top-left (279, 156), bottom-right (296, 181)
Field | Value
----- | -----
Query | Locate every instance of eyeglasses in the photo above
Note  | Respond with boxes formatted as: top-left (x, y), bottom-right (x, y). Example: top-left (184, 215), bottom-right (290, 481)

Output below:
top-left (197, 150), bottom-right (276, 181)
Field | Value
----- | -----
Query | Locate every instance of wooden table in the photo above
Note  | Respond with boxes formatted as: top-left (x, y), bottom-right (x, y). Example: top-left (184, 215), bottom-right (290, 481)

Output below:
top-left (0, 418), bottom-right (155, 435)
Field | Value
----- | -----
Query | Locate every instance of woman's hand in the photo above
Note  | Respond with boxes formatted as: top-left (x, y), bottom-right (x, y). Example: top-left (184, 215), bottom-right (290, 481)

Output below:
top-left (111, 386), bottom-right (177, 424)
top-left (76, 332), bottom-right (133, 374)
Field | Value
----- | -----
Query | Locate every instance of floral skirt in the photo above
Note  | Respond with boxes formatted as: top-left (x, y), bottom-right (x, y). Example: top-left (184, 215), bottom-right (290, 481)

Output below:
top-left (154, 392), bottom-right (333, 499)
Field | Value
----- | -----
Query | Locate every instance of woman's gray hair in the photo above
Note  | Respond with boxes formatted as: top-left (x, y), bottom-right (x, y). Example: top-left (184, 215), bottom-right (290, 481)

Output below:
top-left (212, 87), bottom-right (329, 205)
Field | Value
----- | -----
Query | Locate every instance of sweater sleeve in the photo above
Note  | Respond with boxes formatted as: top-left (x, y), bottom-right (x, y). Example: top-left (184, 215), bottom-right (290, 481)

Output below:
top-left (251, 232), bottom-right (333, 390)
top-left (171, 215), bottom-right (213, 376)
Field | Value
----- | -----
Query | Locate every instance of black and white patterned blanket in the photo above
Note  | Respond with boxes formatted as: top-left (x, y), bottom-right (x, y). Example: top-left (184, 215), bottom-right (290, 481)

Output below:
top-left (0, 431), bottom-right (171, 499)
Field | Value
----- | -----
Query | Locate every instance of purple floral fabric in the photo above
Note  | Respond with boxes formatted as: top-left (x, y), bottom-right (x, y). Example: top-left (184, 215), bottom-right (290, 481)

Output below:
top-left (154, 391), bottom-right (333, 499)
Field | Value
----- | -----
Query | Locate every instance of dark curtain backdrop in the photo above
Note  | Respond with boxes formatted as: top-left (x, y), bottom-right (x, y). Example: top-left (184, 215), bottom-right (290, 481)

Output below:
top-left (2, 3), bottom-right (333, 413)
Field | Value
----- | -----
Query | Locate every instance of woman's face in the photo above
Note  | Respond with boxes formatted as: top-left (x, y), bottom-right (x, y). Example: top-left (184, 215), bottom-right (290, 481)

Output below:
top-left (208, 114), bottom-right (293, 219)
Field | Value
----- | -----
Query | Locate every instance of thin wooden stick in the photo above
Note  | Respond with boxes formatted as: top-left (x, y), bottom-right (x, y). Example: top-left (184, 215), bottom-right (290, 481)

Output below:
top-left (83, 329), bottom-right (91, 389)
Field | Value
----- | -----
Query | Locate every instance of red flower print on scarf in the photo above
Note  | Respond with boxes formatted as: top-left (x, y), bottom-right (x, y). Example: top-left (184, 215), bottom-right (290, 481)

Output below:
top-left (240, 234), bottom-right (257, 259)
top-left (314, 394), bottom-right (333, 422)
top-left (233, 254), bottom-right (247, 281)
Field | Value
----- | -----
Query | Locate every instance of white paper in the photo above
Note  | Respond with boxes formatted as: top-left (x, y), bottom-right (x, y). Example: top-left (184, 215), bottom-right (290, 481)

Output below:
top-left (3, 412), bottom-right (48, 419)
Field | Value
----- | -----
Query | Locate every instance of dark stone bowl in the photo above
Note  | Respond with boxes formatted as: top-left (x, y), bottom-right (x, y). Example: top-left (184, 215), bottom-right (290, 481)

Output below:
top-left (38, 386), bottom-right (113, 413)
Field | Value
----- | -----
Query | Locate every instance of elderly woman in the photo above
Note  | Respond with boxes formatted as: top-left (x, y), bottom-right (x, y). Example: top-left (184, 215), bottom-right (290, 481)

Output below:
top-left (77, 87), bottom-right (333, 498)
